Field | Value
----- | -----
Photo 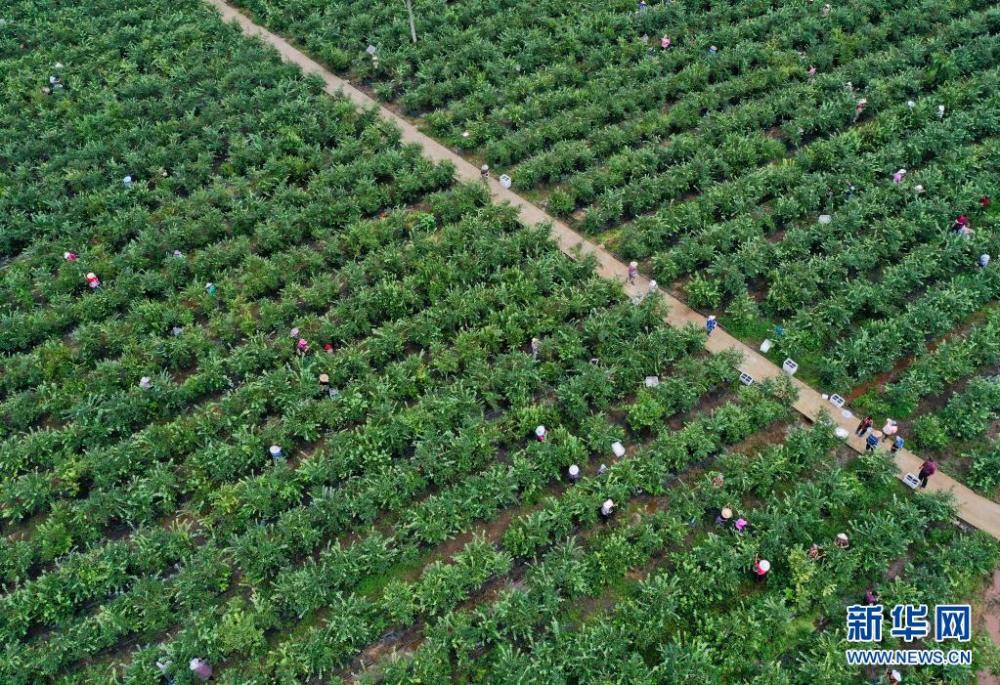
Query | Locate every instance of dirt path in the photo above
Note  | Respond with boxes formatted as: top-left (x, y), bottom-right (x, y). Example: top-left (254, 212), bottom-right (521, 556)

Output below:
top-left (205, 0), bottom-right (1000, 542)
top-left (980, 570), bottom-right (1000, 684)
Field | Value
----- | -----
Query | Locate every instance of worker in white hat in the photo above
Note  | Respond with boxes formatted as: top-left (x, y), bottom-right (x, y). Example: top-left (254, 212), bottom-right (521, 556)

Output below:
top-left (269, 445), bottom-right (283, 461)
top-left (835, 532), bottom-right (850, 548)
top-left (600, 499), bottom-right (616, 520)
top-left (139, 376), bottom-right (152, 390)
top-left (627, 261), bottom-right (638, 284)
top-left (568, 464), bottom-right (580, 482)
top-left (753, 557), bottom-right (770, 580)
top-left (535, 425), bottom-right (546, 442)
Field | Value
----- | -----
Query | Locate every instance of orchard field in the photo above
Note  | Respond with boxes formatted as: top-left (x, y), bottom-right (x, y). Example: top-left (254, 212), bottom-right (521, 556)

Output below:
top-left (1, 0), bottom-right (1000, 684)
top-left (234, 0), bottom-right (1000, 502)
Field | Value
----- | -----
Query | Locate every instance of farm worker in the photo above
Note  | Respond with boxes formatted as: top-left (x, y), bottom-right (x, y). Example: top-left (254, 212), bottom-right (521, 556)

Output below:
top-left (715, 506), bottom-right (733, 527)
top-left (808, 543), bottom-right (824, 559)
top-left (205, 282), bottom-right (217, 295)
top-left (706, 315), bottom-right (717, 336)
top-left (156, 659), bottom-right (174, 684)
top-left (637, 0), bottom-right (647, 13)
top-left (981, 196), bottom-right (991, 209)
top-left (892, 169), bottom-right (906, 184)
top-left (324, 343), bottom-right (334, 353)
top-left (627, 261), bottom-right (638, 284)
top-left (85, 272), bottom-right (101, 289)
top-left (535, 425), bottom-right (546, 442)
top-left (269, 445), bottom-right (283, 461)
top-left (640, 34), bottom-right (649, 44)
top-left (734, 517), bottom-right (748, 533)
top-left (171, 326), bottom-right (184, 337)
top-left (139, 376), bottom-right (152, 390)
top-left (189, 658), bottom-right (213, 681)
top-left (531, 337), bottom-right (540, 361)
top-left (568, 464), bottom-right (581, 482)
top-left (123, 175), bottom-right (133, 188)
top-left (480, 164), bottom-right (489, 181)
top-left (661, 36), bottom-right (671, 49)
top-left (64, 251), bottom-right (78, 261)
top-left (319, 373), bottom-right (330, 394)
top-left (886, 669), bottom-right (902, 685)
top-left (807, 65), bottom-right (816, 77)
top-left (854, 98), bottom-right (867, 121)
top-left (979, 254), bottom-right (990, 269)
top-left (712, 473), bottom-right (725, 488)
top-left (855, 416), bottom-right (873, 436)
top-left (958, 224), bottom-right (973, 238)
top-left (951, 214), bottom-right (969, 232)
top-left (296, 338), bottom-right (309, 353)
top-left (864, 587), bottom-right (880, 605)
top-left (648, 279), bottom-right (658, 294)
top-left (172, 249), bottom-right (184, 259)
top-left (707, 45), bottom-right (718, 55)
top-left (598, 463), bottom-right (608, 476)
top-left (752, 557), bottom-right (770, 579)
top-left (290, 327), bottom-right (300, 338)
top-left (937, 104), bottom-right (945, 118)
top-left (917, 459), bottom-right (936, 488)
top-left (881, 419), bottom-right (897, 442)
top-left (914, 184), bottom-right (925, 194)
top-left (822, 3), bottom-right (831, 16)
top-left (865, 432), bottom-right (879, 452)
top-left (890, 436), bottom-right (904, 454)
top-left (600, 499), bottom-right (616, 519)
top-left (835, 533), bottom-right (850, 548)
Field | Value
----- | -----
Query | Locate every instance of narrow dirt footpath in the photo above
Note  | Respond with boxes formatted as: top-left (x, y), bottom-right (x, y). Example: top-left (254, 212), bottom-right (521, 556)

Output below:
top-left (206, 0), bottom-right (1000, 540)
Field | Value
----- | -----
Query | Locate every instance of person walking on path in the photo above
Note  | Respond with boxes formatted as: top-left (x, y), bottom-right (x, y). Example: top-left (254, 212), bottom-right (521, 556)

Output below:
top-left (627, 261), bottom-right (638, 284)
top-left (917, 459), bottom-right (937, 488)
top-left (865, 432), bottom-right (880, 452)
top-left (855, 416), bottom-right (873, 436)
top-left (480, 164), bottom-right (489, 182)
top-left (881, 419), bottom-right (898, 442)
top-left (891, 435), bottom-right (904, 454)
top-left (706, 315), bottom-right (717, 336)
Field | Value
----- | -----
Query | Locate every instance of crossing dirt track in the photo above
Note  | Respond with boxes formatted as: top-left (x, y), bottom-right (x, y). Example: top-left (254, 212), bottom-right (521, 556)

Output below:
top-left (209, 0), bottom-right (1000, 540)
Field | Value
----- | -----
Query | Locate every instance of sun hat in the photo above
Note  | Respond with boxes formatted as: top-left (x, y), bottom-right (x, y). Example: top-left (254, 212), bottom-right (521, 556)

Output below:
top-left (721, 507), bottom-right (733, 520)
top-left (757, 559), bottom-right (770, 572)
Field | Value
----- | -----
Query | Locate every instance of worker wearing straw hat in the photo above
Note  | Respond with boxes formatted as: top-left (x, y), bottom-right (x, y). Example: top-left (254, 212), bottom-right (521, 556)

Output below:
top-left (715, 506), bottom-right (733, 528)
